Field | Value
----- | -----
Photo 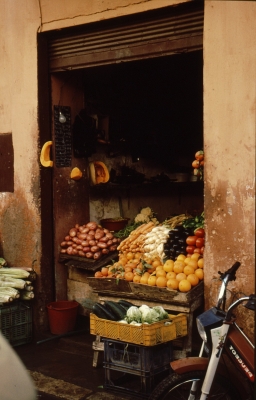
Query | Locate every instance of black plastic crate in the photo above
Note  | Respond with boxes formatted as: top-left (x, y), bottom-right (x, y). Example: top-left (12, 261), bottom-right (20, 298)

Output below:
top-left (0, 301), bottom-right (32, 346)
top-left (103, 339), bottom-right (172, 397)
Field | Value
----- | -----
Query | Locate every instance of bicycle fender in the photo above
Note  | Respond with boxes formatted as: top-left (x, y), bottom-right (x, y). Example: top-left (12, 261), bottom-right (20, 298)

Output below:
top-left (171, 357), bottom-right (209, 374)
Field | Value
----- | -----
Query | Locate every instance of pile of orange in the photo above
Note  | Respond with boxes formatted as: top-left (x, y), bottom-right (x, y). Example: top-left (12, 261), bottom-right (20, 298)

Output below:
top-left (94, 252), bottom-right (203, 293)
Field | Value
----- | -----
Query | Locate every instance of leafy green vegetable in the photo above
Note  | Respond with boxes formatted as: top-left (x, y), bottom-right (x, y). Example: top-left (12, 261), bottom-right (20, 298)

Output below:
top-left (126, 306), bottom-right (142, 323)
top-left (152, 306), bottom-right (169, 320)
top-left (114, 221), bottom-right (143, 239)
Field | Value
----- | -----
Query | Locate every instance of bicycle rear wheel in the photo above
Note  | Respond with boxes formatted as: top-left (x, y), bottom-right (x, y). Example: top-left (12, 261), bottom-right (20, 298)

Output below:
top-left (149, 370), bottom-right (240, 400)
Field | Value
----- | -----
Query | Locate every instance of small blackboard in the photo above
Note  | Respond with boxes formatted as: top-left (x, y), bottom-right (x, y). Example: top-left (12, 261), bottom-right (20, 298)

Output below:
top-left (54, 106), bottom-right (72, 168)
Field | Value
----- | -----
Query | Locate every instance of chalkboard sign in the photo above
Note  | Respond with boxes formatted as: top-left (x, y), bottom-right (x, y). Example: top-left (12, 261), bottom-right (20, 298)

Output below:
top-left (54, 106), bottom-right (72, 168)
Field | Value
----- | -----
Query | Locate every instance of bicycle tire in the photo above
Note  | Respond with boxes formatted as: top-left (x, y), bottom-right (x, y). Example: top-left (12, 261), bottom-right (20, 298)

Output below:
top-left (149, 370), bottom-right (241, 400)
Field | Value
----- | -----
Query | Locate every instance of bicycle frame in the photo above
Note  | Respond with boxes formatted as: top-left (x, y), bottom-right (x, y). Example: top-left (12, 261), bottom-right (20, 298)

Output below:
top-left (170, 262), bottom-right (255, 400)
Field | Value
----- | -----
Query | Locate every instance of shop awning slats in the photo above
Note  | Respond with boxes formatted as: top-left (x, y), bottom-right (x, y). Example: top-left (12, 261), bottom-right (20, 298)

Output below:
top-left (48, 4), bottom-right (203, 71)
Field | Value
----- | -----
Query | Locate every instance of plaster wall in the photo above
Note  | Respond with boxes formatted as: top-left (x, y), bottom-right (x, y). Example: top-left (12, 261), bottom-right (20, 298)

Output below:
top-left (0, 1), bottom-right (41, 270)
top-left (204, 1), bottom-right (255, 340)
top-left (38, 0), bottom-right (190, 32)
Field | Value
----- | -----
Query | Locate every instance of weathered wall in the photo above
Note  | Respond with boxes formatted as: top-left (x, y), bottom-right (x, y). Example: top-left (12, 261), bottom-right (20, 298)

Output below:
top-left (0, 1), bottom-right (41, 270)
top-left (39, 0), bottom-right (189, 31)
top-left (204, 1), bottom-right (255, 341)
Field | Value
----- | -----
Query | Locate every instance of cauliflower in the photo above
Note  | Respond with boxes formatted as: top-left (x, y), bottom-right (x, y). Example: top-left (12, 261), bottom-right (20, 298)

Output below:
top-left (152, 306), bottom-right (169, 321)
top-left (140, 308), bottom-right (160, 324)
top-left (134, 207), bottom-right (159, 225)
top-left (134, 213), bottom-right (150, 223)
top-left (126, 306), bottom-right (142, 323)
top-left (140, 207), bottom-right (152, 216)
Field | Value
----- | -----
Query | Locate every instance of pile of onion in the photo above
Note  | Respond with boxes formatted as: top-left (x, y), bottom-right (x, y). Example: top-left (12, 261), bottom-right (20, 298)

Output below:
top-left (60, 221), bottom-right (121, 260)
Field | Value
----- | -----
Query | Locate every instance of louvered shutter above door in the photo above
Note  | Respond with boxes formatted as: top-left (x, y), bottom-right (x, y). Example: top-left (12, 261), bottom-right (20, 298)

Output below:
top-left (48, 2), bottom-right (204, 72)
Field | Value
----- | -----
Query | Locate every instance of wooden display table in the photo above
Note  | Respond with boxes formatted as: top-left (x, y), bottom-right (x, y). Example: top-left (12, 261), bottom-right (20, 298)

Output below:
top-left (88, 279), bottom-right (204, 366)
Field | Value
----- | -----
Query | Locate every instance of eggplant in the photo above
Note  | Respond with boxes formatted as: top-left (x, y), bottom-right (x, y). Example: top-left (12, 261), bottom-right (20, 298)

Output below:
top-left (168, 231), bottom-right (175, 239)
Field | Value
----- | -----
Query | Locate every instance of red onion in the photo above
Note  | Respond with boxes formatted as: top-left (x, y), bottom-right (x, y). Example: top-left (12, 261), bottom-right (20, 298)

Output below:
top-left (67, 246), bottom-right (73, 255)
top-left (69, 228), bottom-right (77, 237)
top-left (86, 222), bottom-right (97, 230)
top-left (101, 248), bottom-right (109, 254)
top-left (93, 251), bottom-right (102, 260)
top-left (78, 233), bottom-right (87, 240)
top-left (97, 242), bottom-right (107, 249)
top-left (86, 234), bottom-right (94, 241)
top-left (85, 252), bottom-right (93, 258)
top-left (99, 236), bottom-right (108, 242)
top-left (95, 231), bottom-right (105, 240)
top-left (90, 246), bottom-right (100, 253)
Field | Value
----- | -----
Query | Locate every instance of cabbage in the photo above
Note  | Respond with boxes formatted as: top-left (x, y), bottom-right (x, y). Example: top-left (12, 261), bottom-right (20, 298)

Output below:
top-left (125, 305), bottom-right (168, 325)
top-left (152, 306), bottom-right (169, 321)
top-left (140, 308), bottom-right (159, 324)
top-left (139, 304), bottom-right (150, 314)
top-left (126, 306), bottom-right (142, 323)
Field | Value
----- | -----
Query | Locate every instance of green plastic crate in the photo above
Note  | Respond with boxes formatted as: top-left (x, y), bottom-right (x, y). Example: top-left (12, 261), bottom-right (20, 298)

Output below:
top-left (0, 301), bottom-right (32, 346)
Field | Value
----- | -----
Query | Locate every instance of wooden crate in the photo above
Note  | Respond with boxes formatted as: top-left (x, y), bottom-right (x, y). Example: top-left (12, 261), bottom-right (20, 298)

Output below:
top-left (87, 278), bottom-right (203, 306)
top-left (87, 277), bottom-right (132, 293)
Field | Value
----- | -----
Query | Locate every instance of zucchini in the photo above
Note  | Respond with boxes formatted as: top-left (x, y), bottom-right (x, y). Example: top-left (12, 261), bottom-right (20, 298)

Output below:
top-left (117, 299), bottom-right (135, 310)
top-left (104, 300), bottom-right (127, 320)
top-left (92, 303), bottom-right (117, 321)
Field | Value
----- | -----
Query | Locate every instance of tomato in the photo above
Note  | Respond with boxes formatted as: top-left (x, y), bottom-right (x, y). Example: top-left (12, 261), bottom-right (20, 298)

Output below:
top-left (196, 237), bottom-right (205, 248)
top-left (195, 150), bottom-right (204, 161)
top-left (192, 160), bottom-right (200, 168)
top-left (186, 245), bottom-right (196, 254)
top-left (194, 228), bottom-right (205, 238)
top-left (200, 246), bottom-right (204, 254)
top-left (186, 236), bottom-right (197, 246)
top-left (193, 248), bottom-right (201, 254)
top-left (200, 160), bottom-right (204, 167)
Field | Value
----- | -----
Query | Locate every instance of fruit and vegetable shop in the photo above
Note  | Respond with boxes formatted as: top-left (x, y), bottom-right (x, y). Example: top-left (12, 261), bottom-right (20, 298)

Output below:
top-left (0, 0), bottom-right (254, 355)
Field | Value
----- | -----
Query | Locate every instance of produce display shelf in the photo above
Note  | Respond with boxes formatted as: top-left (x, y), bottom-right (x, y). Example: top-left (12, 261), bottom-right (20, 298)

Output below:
top-left (90, 313), bottom-right (187, 346)
top-left (0, 301), bottom-right (32, 347)
top-left (60, 251), bottom-right (118, 272)
top-left (87, 277), bottom-right (204, 306)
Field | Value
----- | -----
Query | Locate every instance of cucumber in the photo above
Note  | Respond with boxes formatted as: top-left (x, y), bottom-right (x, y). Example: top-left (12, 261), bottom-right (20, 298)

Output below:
top-left (104, 300), bottom-right (127, 320)
top-left (117, 299), bottom-right (135, 310)
top-left (92, 303), bottom-right (118, 321)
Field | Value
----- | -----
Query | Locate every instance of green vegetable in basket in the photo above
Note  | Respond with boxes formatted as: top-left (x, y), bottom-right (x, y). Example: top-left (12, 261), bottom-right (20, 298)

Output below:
top-left (152, 306), bottom-right (169, 320)
top-left (140, 307), bottom-right (159, 324)
top-left (125, 306), bottom-right (142, 323)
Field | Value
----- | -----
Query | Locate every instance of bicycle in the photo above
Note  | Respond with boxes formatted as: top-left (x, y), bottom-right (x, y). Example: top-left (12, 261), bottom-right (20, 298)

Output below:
top-left (149, 261), bottom-right (255, 400)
